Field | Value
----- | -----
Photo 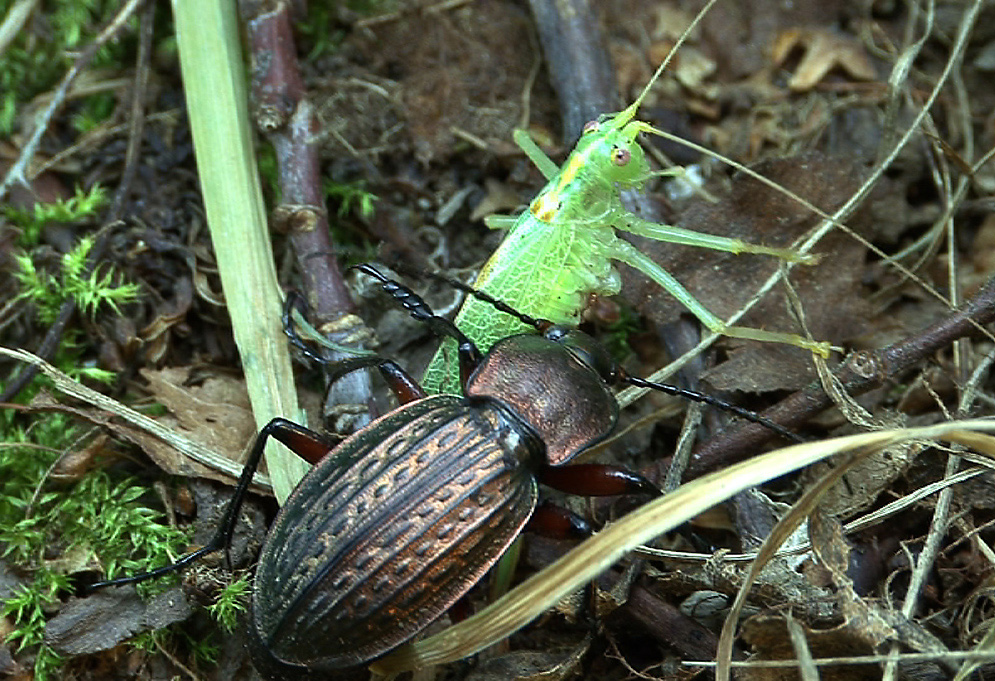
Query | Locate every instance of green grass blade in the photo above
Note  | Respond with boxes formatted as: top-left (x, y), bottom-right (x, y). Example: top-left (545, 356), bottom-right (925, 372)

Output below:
top-left (171, 0), bottom-right (308, 502)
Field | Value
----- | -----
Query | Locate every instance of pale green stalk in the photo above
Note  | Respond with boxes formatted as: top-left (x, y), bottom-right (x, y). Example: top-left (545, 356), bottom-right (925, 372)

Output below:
top-left (171, 0), bottom-right (308, 502)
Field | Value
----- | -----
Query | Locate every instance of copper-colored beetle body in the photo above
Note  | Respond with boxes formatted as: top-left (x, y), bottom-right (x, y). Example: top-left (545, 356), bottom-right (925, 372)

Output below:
top-left (249, 333), bottom-right (619, 676)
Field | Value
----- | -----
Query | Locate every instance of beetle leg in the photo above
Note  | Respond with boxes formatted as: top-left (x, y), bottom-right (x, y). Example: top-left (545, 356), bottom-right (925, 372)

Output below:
top-left (538, 463), bottom-right (661, 497)
top-left (448, 593), bottom-right (475, 623)
top-left (265, 417), bottom-right (336, 465)
top-left (87, 418), bottom-right (322, 591)
top-left (526, 501), bottom-right (594, 539)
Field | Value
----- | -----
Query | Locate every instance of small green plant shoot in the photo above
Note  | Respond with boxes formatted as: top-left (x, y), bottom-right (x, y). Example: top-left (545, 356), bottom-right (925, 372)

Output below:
top-left (423, 4), bottom-right (830, 392)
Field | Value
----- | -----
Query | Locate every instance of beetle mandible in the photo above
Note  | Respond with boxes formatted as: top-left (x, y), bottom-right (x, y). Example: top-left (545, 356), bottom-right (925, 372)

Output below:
top-left (91, 264), bottom-right (799, 678)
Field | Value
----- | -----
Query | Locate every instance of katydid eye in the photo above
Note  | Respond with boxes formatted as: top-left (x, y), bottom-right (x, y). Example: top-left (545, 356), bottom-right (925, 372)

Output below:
top-left (611, 146), bottom-right (630, 166)
top-left (582, 120), bottom-right (600, 135)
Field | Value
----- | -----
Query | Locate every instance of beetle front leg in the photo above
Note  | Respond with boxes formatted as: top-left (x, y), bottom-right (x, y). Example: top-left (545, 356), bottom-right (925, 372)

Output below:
top-left (283, 295), bottom-right (429, 406)
top-left (319, 355), bottom-right (427, 406)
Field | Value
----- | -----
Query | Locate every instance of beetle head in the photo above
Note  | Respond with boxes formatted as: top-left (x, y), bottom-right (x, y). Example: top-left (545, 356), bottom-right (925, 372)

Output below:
top-left (543, 325), bottom-right (620, 385)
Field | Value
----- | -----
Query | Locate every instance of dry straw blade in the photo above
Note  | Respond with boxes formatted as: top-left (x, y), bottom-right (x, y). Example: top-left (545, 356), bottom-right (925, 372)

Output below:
top-left (171, 0), bottom-right (307, 501)
top-left (0, 345), bottom-right (272, 491)
top-left (372, 420), bottom-right (995, 675)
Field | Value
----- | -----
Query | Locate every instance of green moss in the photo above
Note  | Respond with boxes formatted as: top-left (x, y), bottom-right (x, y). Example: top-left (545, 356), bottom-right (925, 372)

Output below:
top-left (5, 228), bottom-right (139, 396)
top-left (131, 628), bottom-right (221, 673)
top-left (296, 0), bottom-right (396, 59)
top-left (207, 574), bottom-right (250, 632)
top-left (70, 91), bottom-right (117, 133)
top-left (602, 305), bottom-right (644, 364)
top-left (0, 416), bottom-right (190, 676)
top-left (3, 184), bottom-right (108, 246)
top-left (323, 177), bottom-right (378, 220)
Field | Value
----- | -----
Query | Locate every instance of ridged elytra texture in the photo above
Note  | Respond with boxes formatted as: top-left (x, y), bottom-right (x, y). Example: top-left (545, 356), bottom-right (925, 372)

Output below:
top-left (252, 394), bottom-right (543, 671)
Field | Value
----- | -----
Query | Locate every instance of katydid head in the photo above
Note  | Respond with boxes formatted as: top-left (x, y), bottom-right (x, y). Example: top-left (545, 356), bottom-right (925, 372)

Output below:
top-left (572, 117), bottom-right (651, 189)
top-left (578, 0), bottom-right (719, 178)
top-left (570, 0), bottom-right (715, 190)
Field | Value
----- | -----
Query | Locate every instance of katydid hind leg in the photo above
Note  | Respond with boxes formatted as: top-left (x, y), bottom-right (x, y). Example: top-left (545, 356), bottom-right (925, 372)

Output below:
top-left (611, 240), bottom-right (831, 358)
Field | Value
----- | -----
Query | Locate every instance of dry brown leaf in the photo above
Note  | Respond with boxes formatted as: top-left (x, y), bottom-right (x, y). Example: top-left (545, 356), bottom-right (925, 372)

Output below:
top-left (743, 501), bottom-right (913, 679)
top-left (350, 2), bottom-right (540, 164)
top-left (740, 614), bottom-right (882, 681)
top-left (964, 213), bottom-right (995, 294)
top-left (27, 391), bottom-right (247, 487)
top-left (805, 442), bottom-right (918, 518)
top-left (139, 366), bottom-right (255, 457)
top-left (470, 178), bottom-right (525, 222)
top-left (44, 587), bottom-right (191, 656)
top-left (772, 28), bottom-right (877, 91)
top-left (803, 511), bottom-right (952, 671)
top-left (464, 636), bottom-right (589, 681)
top-left (26, 367), bottom-right (259, 488)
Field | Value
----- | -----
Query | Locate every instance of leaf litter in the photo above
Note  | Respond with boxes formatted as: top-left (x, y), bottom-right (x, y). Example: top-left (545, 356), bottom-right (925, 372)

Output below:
top-left (3, 0), bottom-right (995, 679)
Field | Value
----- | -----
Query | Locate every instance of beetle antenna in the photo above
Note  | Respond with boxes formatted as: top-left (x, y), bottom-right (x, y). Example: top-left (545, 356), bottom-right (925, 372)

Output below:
top-left (282, 291), bottom-right (377, 365)
top-left (353, 264), bottom-right (484, 386)
top-left (352, 265), bottom-right (479, 345)
top-left (408, 268), bottom-right (549, 332)
top-left (621, 373), bottom-right (805, 443)
top-left (282, 291), bottom-right (329, 365)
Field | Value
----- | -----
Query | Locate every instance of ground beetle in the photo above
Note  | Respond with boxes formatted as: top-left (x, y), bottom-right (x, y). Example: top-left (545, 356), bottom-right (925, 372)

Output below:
top-left (91, 265), bottom-right (799, 678)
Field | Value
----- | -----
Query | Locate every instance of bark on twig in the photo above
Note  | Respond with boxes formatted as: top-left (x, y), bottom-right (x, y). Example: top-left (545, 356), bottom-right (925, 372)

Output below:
top-left (689, 274), bottom-right (995, 477)
top-left (527, 0), bottom-right (617, 139)
top-left (241, 0), bottom-right (373, 431)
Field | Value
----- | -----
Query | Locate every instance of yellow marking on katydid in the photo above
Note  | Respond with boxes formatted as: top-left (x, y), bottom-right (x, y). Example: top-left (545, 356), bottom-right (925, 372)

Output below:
top-left (557, 144), bottom-right (591, 187)
top-left (530, 192), bottom-right (558, 222)
top-left (531, 138), bottom-right (601, 223)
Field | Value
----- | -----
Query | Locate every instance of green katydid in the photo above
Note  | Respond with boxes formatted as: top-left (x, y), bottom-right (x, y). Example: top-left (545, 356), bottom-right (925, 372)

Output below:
top-left (422, 7), bottom-right (831, 393)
